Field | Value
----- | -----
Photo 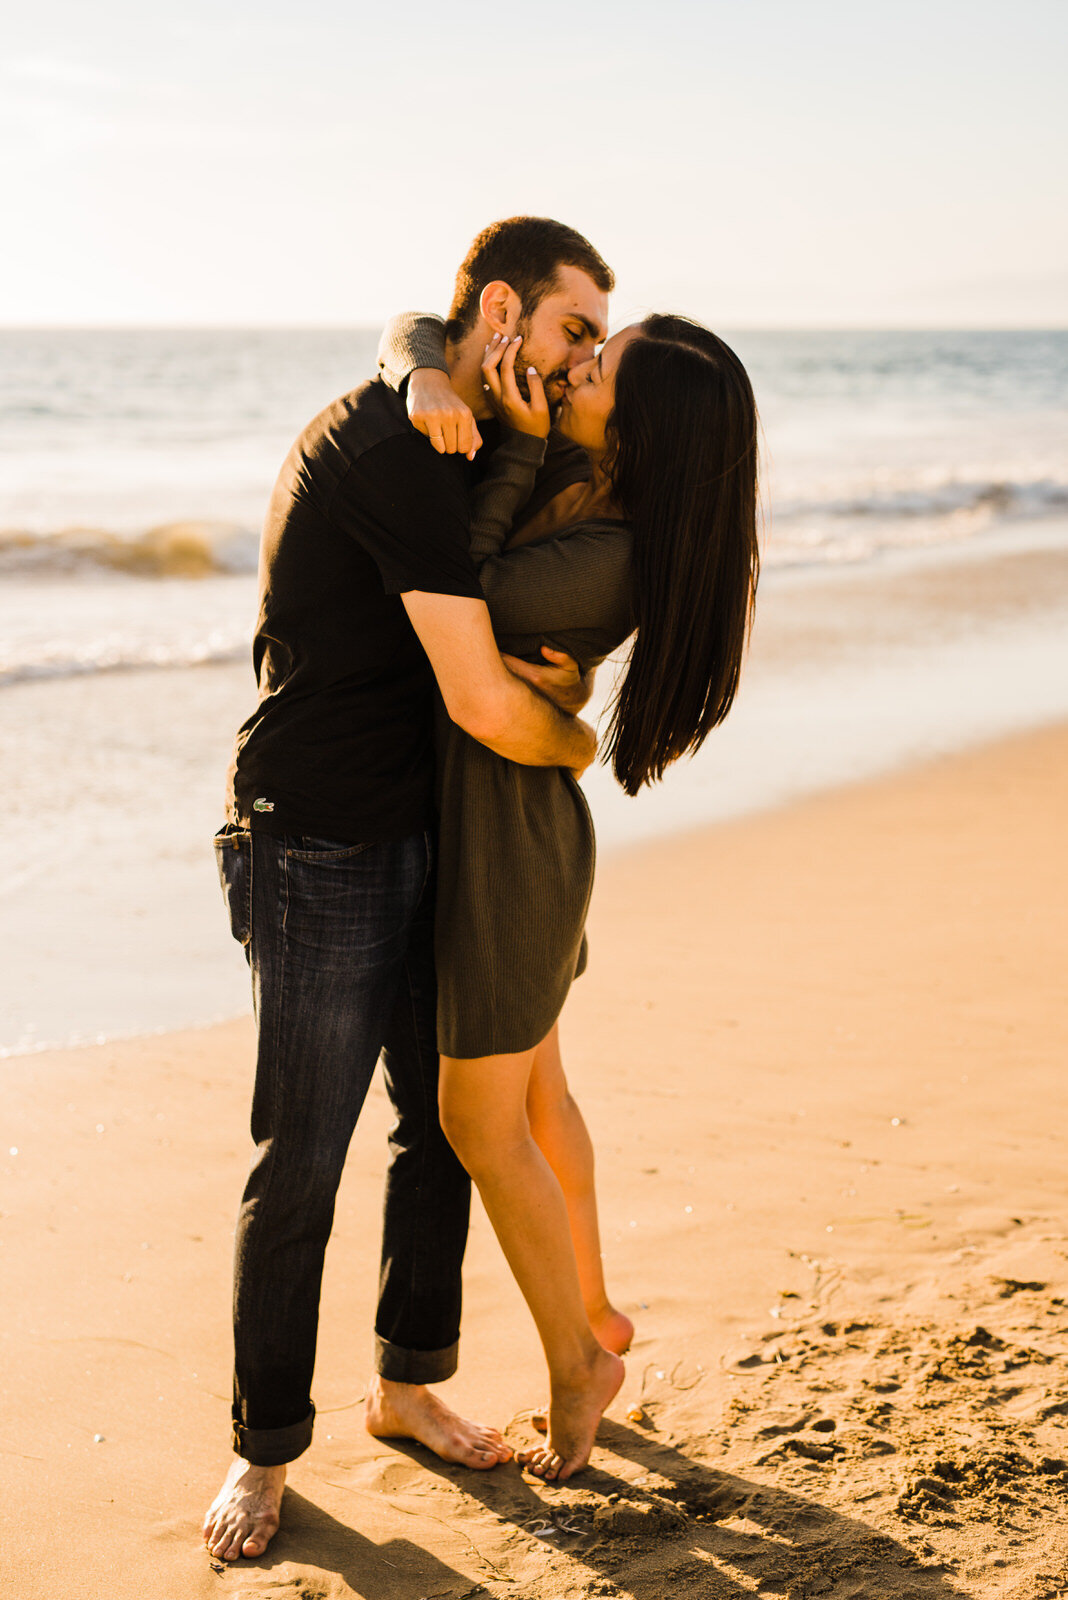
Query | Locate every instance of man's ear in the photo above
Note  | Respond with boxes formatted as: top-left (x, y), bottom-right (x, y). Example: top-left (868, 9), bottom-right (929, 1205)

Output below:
top-left (479, 280), bottom-right (521, 338)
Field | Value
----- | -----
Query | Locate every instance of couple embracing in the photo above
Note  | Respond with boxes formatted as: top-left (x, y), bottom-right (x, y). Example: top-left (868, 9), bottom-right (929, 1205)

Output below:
top-left (204, 216), bottom-right (759, 1562)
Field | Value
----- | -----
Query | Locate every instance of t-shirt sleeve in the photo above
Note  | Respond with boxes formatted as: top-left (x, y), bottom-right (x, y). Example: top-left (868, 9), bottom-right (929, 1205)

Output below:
top-left (329, 433), bottom-right (484, 600)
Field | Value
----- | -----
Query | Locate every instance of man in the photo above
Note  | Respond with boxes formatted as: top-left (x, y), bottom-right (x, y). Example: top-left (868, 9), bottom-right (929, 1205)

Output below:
top-left (203, 217), bottom-right (613, 1562)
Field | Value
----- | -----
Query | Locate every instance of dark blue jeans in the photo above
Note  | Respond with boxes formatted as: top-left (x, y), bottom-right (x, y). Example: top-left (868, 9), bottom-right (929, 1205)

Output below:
top-left (214, 826), bottom-right (471, 1467)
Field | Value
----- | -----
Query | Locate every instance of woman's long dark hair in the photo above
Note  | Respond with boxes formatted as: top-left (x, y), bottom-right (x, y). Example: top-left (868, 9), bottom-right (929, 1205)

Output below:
top-left (602, 315), bottom-right (760, 795)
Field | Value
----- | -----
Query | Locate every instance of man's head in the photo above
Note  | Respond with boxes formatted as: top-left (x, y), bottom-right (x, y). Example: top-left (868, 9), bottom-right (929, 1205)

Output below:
top-left (446, 216), bottom-right (613, 406)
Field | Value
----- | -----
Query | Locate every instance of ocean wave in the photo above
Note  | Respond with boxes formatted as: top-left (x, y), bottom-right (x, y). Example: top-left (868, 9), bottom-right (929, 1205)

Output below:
top-left (0, 521), bottom-right (260, 578)
top-left (776, 476), bottom-right (1068, 522)
top-left (0, 634), bottom-right (248, 688)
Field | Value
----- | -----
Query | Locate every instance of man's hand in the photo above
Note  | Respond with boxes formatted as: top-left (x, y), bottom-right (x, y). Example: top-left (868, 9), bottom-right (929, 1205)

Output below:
top-left (406, 370), bottom-right (483, 459)
top-left (565, 718), bottom-right (599, 781)
top-left (400, 592), bottom-right (595, 774)
top-left (501, 646), bottom-right (596, 716)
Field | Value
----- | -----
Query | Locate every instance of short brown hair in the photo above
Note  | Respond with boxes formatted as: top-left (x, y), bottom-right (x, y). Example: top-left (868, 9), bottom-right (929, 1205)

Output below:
top-left (446, 216), bottom-right (614, 341)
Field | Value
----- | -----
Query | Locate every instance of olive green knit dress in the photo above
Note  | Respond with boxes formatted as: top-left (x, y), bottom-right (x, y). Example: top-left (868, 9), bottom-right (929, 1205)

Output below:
top-left (379, 318), bottom-right (635, 1057)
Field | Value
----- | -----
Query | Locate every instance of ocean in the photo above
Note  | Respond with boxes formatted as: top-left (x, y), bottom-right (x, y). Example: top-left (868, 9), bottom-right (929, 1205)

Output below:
top-left (2, 327), bottom-right (1066, 1054)
top-left (2, 327), bottom-right (1066, 685)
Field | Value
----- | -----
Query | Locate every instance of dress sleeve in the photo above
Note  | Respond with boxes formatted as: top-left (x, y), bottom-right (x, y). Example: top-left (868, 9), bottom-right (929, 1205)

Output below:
top-left (377, 312), bottom-right (449, 392)
top-left (478, 522), bottom-right (634, 642)
top-left (468, 430), bottom-right (547, 562)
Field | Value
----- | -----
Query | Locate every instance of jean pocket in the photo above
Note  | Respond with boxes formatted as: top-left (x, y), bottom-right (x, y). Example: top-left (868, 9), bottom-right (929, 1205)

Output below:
top-left (285, 835), bottom-right (373, 864)
top-left (214, 826), bottom-right (253, 946)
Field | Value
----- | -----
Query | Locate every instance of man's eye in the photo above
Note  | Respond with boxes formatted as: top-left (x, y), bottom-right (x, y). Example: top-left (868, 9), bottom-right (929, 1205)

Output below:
top-left (566, 327), bottom-right (584, 342)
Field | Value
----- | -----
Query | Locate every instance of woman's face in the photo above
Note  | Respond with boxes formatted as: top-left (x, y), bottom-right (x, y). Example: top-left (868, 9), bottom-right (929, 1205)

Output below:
top-left (556, 324), bottom-right (643, 454)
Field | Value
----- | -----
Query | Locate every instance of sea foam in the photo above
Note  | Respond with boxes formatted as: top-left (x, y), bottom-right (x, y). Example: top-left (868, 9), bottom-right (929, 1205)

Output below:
top-left (0, 520), bottom-right (260, 579)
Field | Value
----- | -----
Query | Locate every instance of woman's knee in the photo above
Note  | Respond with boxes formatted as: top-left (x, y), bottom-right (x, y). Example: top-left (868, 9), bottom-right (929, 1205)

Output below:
top-left (438, 1059), bottom-right (531, 1174)
top-left (529, 1083), bottom-right (582, 1139)
top-left (437, 1087), bottom-right (477, 1161)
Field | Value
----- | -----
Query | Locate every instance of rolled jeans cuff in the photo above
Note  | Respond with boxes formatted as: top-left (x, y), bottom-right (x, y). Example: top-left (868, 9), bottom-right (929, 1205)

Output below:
top-left (232, 1405), bottom-right (315, 1466)
top-left (375, 1334), bottom-right (458, 1385)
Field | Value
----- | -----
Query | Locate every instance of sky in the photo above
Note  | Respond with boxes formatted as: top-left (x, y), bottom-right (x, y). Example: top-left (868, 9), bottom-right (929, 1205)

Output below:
top-left (1, 0), bottom-right (1065, 328)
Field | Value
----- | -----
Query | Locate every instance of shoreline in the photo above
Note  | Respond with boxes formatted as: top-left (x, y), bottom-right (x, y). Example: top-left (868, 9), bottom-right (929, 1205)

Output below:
top-left (3, 524), bottom-right (1068, 1057)
top-left (3, 720), bottom-right (1066, 1598)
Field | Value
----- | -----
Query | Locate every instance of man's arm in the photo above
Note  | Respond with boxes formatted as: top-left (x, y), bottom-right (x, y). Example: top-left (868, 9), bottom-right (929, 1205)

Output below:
top-left (401, 591), bottom-right (597, 776)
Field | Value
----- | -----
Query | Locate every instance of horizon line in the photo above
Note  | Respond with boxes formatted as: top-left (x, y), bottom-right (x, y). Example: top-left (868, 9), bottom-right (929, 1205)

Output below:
top-left (1, 321), bottom-right (1066, 335)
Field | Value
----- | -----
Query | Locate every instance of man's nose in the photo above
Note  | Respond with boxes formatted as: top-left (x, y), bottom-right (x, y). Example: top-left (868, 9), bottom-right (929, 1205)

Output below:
top-left (567, 337), bottom-right (598, 372)
top-left (567, 358), bottom-right (593, 387)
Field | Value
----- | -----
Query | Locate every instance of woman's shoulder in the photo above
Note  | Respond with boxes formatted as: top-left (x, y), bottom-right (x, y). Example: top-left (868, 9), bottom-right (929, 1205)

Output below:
top-left (552, 516), bottom-right (633, 555)
top-left (566, 515), bottom-right (631, 533)
top-left (533, 514), bottom-right (631, 541)
top-left (547, 518), bottom-right (634, 617)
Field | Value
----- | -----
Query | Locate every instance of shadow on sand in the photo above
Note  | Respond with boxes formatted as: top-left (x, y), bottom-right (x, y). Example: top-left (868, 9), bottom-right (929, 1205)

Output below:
top-left (269, 1419), bottom-right (977, 1599)
top-left (219, 1488), bottom-right (476, 1596)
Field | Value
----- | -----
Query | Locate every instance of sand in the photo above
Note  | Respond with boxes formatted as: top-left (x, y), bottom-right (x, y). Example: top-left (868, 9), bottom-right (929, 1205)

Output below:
top-left (3, 722), bottom-right (1067, 1599)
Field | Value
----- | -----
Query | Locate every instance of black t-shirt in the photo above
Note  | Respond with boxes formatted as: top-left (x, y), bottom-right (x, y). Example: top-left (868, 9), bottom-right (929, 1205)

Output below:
top-left (226, 378), bottom-right (484, 842)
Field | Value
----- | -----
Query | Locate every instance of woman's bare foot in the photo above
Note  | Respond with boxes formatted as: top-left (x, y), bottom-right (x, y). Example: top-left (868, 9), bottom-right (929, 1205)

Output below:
top-left (530, 1306), bottom-right (633, 1433)
top-left (518, 1348), bottom-right (624, 1482)
top-left (202, 1458), bottom-right (285, 1562)
top-left (589, 1303), bottom-right (634, 1356)
top-left (365, 1375), bottom-right (512, 1469)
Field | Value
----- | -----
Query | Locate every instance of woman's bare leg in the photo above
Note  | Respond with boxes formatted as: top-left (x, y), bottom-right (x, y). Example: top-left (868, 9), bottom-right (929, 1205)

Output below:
top-left (526, 1025), bottom-right (633, 1356)
top-left (439, 1049), bottom-right (624, 1480)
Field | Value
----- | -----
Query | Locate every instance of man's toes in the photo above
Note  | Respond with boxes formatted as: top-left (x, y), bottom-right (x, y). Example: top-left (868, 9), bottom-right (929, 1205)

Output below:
top-left (242, 1532), bottom-right (268, 1557)
top-left (222, 1521), bottom-right (251, 1561)
top-left (476, 1430), bottom-right (510, 1462)
top-left (211, 1531), bottom-right (237, 1561)
top-left (480, 1432), bottom-right (503, 1449)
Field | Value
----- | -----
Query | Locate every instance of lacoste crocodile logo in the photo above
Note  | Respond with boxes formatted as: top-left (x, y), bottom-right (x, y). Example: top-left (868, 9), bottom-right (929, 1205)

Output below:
top-left (253, 798), bottom-right (275, 813)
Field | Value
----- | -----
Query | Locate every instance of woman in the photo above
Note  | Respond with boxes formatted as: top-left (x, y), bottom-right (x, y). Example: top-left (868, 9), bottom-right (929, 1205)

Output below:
top-left (381, 314), bottom-right (760, 1479)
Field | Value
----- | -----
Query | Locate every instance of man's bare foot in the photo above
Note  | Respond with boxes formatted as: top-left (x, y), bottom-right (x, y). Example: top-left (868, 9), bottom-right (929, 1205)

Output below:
top-left (518, 1348), bottom-right (624, 1483)
top-left (365, 1375), bottom-right (512, 1469)
top-left (202, 1458), bottom-right (285, 1562)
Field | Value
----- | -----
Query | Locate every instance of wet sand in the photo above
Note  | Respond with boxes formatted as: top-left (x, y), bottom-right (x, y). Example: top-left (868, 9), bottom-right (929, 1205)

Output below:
top-left (3, 721), bottom-right (1066, 1598)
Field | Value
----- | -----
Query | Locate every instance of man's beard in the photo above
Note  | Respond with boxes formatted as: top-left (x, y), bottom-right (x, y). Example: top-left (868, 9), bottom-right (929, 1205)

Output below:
top-left (513, 315), bottom-right (569, 414)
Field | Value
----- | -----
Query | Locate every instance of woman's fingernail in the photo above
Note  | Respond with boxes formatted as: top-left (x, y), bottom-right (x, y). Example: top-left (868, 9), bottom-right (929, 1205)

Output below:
top-left (528, 366), bottom-right (537, 374)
